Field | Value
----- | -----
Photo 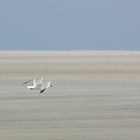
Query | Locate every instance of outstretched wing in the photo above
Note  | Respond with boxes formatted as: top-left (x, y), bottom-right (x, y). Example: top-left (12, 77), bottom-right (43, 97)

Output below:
top-left (23, 79), bottom-right (33, 85)
top-left (40, 88), bottom-right (46, 93)
top-left (35, 77), bottom-right (44, 86)
top-left (40, 79), bottom-right (48, 92)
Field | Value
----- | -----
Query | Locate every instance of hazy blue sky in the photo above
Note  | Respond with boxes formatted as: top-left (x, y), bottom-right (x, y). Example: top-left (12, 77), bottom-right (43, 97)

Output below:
top-left (0, 0), bottom-right (139, 50)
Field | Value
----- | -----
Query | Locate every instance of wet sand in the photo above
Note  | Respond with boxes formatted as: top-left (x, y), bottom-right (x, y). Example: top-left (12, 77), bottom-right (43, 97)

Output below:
top-left (0, 51), bottom-right (140, 140)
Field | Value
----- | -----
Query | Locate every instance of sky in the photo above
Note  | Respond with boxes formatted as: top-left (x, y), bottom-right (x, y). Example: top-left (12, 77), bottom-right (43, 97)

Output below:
top-left (0, 0), bottom-right (139, 50)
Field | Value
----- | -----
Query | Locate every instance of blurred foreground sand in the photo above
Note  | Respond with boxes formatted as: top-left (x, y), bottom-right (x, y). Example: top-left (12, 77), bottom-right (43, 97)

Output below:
top-left (0, 51), bottom-right (140, 140)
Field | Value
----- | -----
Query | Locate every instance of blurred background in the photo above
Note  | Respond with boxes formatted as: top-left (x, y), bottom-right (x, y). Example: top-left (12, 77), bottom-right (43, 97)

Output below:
top-left (0, 1), bottom-right (140, 140)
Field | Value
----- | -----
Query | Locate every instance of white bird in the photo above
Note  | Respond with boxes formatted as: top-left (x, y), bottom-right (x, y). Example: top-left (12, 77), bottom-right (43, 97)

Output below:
top-left (23, 77), bottom-right (53, 94)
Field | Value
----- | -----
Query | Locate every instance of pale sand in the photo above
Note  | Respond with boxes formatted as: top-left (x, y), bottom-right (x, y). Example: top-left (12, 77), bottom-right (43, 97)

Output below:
top-left (0, 51), bottom-right (140, 140)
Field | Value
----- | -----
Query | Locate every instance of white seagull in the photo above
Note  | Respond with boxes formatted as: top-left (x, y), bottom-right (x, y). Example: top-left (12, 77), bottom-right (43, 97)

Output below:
top-left (23, 77), bottom-right (53, 94)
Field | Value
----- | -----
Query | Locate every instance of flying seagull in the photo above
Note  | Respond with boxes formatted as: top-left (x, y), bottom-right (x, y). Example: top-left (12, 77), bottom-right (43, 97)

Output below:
top-left (23, 77), bottom-right (53, 94)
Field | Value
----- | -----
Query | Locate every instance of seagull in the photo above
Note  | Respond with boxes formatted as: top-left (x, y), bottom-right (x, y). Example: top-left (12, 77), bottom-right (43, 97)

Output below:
top-left (23, 77), bottom-right (53, 94)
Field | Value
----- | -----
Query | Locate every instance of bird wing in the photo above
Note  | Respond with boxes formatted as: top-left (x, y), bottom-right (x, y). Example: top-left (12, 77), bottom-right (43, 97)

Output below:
top-left (40, 79), bottom-right (48, 90)
top-left (40, 88), bottom-right (46, 93)
top-left (35, 77), bottom-right (44, 86)
top-left (40, 82), bottom-right (46, 93)
top-left (33, 79), bottom-right (37, 87)
top-left (23, 79), bottom-right (33, 85)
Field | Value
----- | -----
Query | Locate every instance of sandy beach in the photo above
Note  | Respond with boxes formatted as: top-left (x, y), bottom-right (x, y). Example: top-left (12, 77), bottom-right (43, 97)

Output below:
top-left (0, 51), bottom-right (140, 140)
